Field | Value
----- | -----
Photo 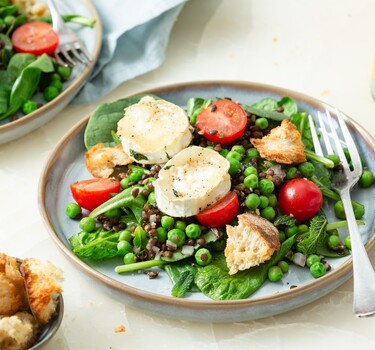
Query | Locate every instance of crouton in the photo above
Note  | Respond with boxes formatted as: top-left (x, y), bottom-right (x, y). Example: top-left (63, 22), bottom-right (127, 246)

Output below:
top-left (224, 212), bottom-right (280, 275)
top-left (0, 312), bottom-right (38, 350)
top-left (85, 143), bottom-right (133, 178)
top-left (251, 119), bottom-right (306, 164)
top-left (21, 258), bottom-right (63, 325)
top-left (0, 275), bottom-right (23, 316)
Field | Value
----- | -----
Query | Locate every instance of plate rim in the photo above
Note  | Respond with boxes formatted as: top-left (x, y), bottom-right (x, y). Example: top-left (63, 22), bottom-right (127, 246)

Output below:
top-left (38, 80), bottom-right (375, 313)
top-left (0, 0), bottom-right (103, 139)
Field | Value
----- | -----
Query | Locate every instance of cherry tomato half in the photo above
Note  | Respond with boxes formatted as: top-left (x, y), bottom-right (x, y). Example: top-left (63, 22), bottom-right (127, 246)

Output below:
top-left (11, 22), bottom-right (59, 55)
top-left (196, 100), bottom-right (247, 144)
top-left (278, 178), bottom-right (323, 222)
top-left (70, 178), bottom-right (121, 212)
top-left (195, 191), bottom-right (239, 228)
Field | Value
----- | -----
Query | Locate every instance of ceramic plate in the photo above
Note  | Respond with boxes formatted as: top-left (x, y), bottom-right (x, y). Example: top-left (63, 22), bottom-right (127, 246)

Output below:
top-left (39, 81), bottom-right (375, 322)
top-left (0, 0), bottom-right (102, 144)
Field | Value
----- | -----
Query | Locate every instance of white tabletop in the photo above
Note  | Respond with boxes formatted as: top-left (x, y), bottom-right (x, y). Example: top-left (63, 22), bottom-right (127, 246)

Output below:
top-left (2, 0), bottom-right (375, 348)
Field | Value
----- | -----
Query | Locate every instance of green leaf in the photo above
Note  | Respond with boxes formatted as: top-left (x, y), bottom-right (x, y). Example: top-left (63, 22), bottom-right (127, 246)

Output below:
top-left (273, 215), bottom-right (297, 228)
top-left (277, 97), bottom-right (298, 117)
top-left (296, 215), bottom-right (328, 255)
top-left (171, 270), bottom-right (195, 297)
top-left (241, 104), bottom-right (288, 121)
top-left (164, 262), bottom-right (200, 292)
top-left (84, 94), bottom-right (160, 150)
top-left (252, 97), bottom-right (278, 110)
top-left (133, 225), bottom-right (147, 249)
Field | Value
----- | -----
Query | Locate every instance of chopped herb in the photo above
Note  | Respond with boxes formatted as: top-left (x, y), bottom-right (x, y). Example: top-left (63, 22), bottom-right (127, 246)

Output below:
top-left (129, 149), bottom-right (148, 161)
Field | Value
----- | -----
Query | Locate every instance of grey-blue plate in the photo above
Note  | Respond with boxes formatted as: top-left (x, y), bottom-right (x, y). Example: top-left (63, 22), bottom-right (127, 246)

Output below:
top-left (39, 81), bottom-right (375, 322)
top-left (0, 0), bottom-right (102, 144)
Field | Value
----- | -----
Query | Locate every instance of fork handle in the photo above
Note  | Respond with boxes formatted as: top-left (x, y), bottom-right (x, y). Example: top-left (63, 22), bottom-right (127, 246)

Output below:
top-left (341, 190), bottom-right (375, 317)
top-left (46, 0), bottom-right (66, 33)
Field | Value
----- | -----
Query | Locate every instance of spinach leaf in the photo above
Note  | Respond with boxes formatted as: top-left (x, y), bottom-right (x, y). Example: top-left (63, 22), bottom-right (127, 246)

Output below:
top-left (252, 97), bottom-right (278, 110)
top-left (277, 97), bottom-right (298, 117)
top-left (186, 97), bottom-right (212, 125)
top-left (69, 228), bottom-right (121, 260)
top-left (241, 104), bottom-right (288, 121)
top-left (296, 215), bottom-right (327, 255)
top-left (7, 53), bottom-right (36, 77)
top-left (0, 33), bottom-right (12, 66)
top-left (195, 236), bottom-right (296, 300)
top-left (164, 262), bottom-right (199, 293)
top-left (0, 71), bottom-right (11, 114)
top-left (0, 53), bottom-right (54, 120)
top-left (84, 93), bottom-right (159, 150)
top-left (133, 225), bottom-right (147, 249)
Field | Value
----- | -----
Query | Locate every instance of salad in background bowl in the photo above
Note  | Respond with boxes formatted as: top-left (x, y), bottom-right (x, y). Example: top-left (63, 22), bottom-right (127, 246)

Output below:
top-left (39, 82), bottom-right (375, 322)
top-left (0, 0), bottom-right (102, 144)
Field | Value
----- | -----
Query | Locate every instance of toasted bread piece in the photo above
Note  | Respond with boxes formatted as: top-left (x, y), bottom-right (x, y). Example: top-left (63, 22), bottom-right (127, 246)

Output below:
top-left (0, 253), bottom-right (6, 273)
top-left (0, 311), bottom-right (38, 350)
top-left (224, 212), bottom-right (280, 275)
top-left (251, 119), bottom-right (306, 164)
top-left (85, 143), bottom-right (133, 178)
top-left (0, 275), bottom-right (23, 316)
top-left (21, 258), bottom-right (63, 325)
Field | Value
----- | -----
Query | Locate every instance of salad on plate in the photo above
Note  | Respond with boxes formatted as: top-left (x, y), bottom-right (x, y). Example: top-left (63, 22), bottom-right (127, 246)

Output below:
top-left (65, 93), bottom-right (374, 301)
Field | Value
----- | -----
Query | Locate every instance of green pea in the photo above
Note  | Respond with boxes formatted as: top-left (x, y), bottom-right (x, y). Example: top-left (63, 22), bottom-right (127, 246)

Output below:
top-left (278, 230), bottom-right (286, 243)
top-left (117, 240), bottom-right (133, 255)
top-left (185, 224), bottom-right (201, 239)
top-left (206, 145), bottom-right (214, 150)
top-left (327, 235), bottom-right (340, 249)
top-left (156, 227), bottom-right (167, 242)
top-left (246, 148), bottom-right (259, 159)
top-left (226, 151), bottom-right (242, 162)
top-left (259, 179), bottom-right (274, 195)
top-left (344, 235), bottom-right (351, 250)
top-left (244, 193), bottom-right (260, 210)
top-left (148, 191), bottom-right (156, 205)
top-left (50, 73), bottom-right (61, 82)
top-left (123, 252), bottom-right (136, 265)
top-left (219, 149), bottom-right (229, 157)
top-left (359, 170), bottom-right (374, 188)
top-left (310, 261), bottom-right (327, 278)
top-left (267, 194), bottom-right (277, 208)
top-left (327, 229), bottom-right (339, 236)
top-left (228, 158), bottom-right (241, 176)
top-left (195, 248), bottom-right (212, 266)
top-left (161, 216), bottom-right (174, 229)
top-left (120, 177), bottom-right (131, 189)
top-left (244, 166), bottom-right (257, 177)
top-left (175, 220), bottom-right (186, 231)
top-left (79, 217), bottom-right (96, 233)
top-left (119, 230), bottom-right (132, 242)
top-left (268, 266), bottom-right (283, 282)
top-left (3, 15), bottom-right (15, 26)
top-left (334, 200), bottom-right (364, 220)
top-left (57, 65), bottom-right (73, 80)
top-left (255, 117), bottom-right (269, 130)
top-left (326, 154), bottom-right (339, 166)
top-left (49, 79), bottom-right (63, 92)
top-left (298, 162), bottom-right (315, 178)
top-left (105, 207), bottom-right (121, 218)
top-left (259, 195), bottom-right (269, 209)
top-left (128, 169), bottom-right (144, 182)
top-left (167, 228), bottom-right (185, 247)
top-left (65, 202), bottom-right (82, 219)
top-left (244, 174), bottom-right (258, 189)
top-left (44, 86), bottom-right (59, 102)
top-left (22, 99), bottom-right (38, 115)
top-left (231, 145), bottom-right (245, 154)
top-left (306, 254), bottom-right (321, 267)
top-left (285, 225), bottom-right (299, 237)
top-left (298, 224), bottom-right (309, 233)
top-left (285, 167), bottom-right (298, 180)
top-left (260, 206), bottom-right (276, 221)
top-left (278, 261), bottom-right (289, 273)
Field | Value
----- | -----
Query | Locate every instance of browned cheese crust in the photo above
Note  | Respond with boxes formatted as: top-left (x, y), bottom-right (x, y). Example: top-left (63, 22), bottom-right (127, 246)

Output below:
top-left (251, 119), bottom-right (306, 164)
top-left (85, 143), bottom-right (133, 178)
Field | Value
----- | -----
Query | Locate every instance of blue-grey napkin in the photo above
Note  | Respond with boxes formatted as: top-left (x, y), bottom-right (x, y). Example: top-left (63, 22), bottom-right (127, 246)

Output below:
top-left (73, 0), bottom-right (187, 104)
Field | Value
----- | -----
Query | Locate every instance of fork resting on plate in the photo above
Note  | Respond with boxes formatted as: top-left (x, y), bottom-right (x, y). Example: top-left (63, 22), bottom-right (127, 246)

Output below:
top-left (46, 0), bottom-right (92, 67)
top-left (309, 109), bottom-right (375, 317)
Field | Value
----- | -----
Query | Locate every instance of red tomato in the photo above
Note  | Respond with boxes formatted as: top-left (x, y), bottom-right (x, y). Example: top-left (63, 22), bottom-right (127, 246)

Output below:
top-left (70, 178), bottom-right (121, 211)
top-left (278, 178), bottom-right (323, 222)
top-left (196, 100), bottom-right (247, 144)
top-left (195, 191), bottom-right (239, 228)
top-left (11, 22), bottom-right (59, 55)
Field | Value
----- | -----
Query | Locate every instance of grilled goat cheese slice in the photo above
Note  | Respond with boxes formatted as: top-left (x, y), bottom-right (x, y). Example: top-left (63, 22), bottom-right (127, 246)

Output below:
top-left (154, 146), bottom-right (231, 217)
top-left (117, 96), bottom-right (193, 164)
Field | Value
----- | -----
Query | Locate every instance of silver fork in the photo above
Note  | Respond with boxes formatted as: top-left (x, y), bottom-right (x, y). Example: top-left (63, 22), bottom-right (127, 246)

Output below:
top-left (308, 109), bottom-right (375, 317)
top-left (47, 0), bottom-right (92, 67)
